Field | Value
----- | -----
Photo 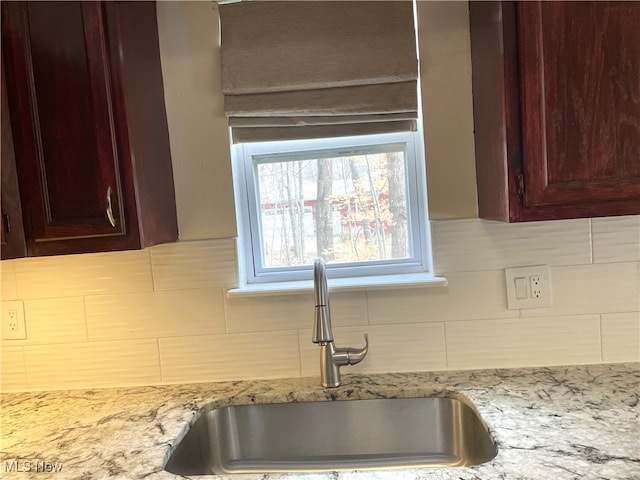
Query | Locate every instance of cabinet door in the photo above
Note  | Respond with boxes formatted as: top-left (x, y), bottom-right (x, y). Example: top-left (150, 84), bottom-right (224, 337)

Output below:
top-left (518, 1), bottom-right (640, 210)
top-left (2, 2), bottom-right (127, 253)
top-left (1, 53), bottom-right (26, 259)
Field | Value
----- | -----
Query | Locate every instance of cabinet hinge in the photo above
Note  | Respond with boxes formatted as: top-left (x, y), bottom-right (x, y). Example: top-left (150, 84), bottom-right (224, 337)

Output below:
top-left (517, 173), bottom-right (525, 197)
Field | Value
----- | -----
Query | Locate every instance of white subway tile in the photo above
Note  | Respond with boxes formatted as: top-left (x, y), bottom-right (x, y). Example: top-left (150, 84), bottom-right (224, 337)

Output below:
top-left (14, 250), bottom-right (153, 300)
top-left (445, 315), bottom-right (601, 369)
top-left (23, 339), bottom-right (161, 390)
top-left (1, 346), bottom-right (26, 392)
top-left (1, 260), bottom-right (17, 301)
top-left (225, 291), bottom-right (367, 333)
top-left (592, 216), bottom-right (640, 263)
top-left (299, 323), bottom-right (446, 377)
top-left (85, 289), bottom-right (225, 341)
top-left (601, 312), bottom-right (640, 363)
top-left (159, 331), bottom-right (300, 383)
top-left (521, 262), bottom-right (640, 317)
top-left (431, 218), bottom-right (591, 273)
top-left (367, 270), bottom-right (516, 324)
top-left (0, 297), bottom-right (88, 346)
top-left (150, 239), bottom-right (238, 291)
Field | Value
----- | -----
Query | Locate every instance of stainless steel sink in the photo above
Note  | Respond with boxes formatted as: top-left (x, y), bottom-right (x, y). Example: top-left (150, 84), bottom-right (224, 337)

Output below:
top-left (164, 397), bottom-right (498, 475)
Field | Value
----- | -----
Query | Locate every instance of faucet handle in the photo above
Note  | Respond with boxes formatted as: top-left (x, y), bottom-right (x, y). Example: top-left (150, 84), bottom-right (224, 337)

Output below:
top-left (346, 332), bottom-right (368, 365)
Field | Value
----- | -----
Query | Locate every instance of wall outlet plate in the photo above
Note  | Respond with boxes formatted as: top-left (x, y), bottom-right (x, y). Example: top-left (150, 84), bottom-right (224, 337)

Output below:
top-left (2, 300), bottom-right (27, 340)
top-left (505, 265), bottom-right (552, 310)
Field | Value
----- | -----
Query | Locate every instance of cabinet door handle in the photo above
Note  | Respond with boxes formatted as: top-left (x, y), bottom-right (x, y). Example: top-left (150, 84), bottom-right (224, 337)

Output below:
top-left (106, 186), bottom-right (117, 227)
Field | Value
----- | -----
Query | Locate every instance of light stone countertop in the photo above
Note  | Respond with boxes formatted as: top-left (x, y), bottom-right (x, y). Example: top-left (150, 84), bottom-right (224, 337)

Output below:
top-left (1, 363), bottom-right (638, 479)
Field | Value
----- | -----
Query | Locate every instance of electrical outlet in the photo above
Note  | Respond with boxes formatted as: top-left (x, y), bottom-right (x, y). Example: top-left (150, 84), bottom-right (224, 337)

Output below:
top-left (2, 301), bottom-right (26, 340)
top-left (505, 266), bottom-right (552, 309)
top-left (7, 310), bottom-right (19, 330)
top-left (530, 275), bottom-right (543, 298)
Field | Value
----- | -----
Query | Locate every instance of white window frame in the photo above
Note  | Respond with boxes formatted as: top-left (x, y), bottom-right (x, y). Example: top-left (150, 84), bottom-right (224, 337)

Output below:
top-left (231, 128), bottom-right (434, 287)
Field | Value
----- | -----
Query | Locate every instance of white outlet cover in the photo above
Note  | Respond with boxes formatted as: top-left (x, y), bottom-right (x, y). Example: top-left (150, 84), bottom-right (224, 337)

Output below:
top-left (505, 265), bottom-right (552, 310)
top-left (2, 300), bottom-right (26, 340)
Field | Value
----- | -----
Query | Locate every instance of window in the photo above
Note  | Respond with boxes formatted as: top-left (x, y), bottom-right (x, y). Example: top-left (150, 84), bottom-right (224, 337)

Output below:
top-left (219, 1), bottom-right (441, 291)
top-left (233, 130), bottom-right (432, 285)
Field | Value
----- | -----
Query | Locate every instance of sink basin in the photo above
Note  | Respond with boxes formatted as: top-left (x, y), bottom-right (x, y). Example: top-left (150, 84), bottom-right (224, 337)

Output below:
top-left (164, 397), bottom-right (498, 475)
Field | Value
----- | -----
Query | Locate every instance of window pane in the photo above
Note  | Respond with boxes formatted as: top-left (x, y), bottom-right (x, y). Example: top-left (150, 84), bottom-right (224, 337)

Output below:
top-left (256, 148), bottom-right (410, 268)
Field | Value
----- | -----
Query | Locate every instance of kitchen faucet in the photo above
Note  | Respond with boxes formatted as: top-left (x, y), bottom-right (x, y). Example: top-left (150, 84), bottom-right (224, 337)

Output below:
top-left (312, 257), bottom-right (368, 388)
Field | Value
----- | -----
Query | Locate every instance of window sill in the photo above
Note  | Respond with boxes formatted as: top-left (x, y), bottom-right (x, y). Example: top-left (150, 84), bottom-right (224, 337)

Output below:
top-left (226, 272), bottom-right (447, 298)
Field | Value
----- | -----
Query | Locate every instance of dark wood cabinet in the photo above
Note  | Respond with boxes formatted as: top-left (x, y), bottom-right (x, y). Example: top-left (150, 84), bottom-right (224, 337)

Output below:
top-left (470, 1), bottom-right (640, 222)
top-left (1, 53), bottom-right (26, 260)
top-left (1, 1), bottom-right (177, 257)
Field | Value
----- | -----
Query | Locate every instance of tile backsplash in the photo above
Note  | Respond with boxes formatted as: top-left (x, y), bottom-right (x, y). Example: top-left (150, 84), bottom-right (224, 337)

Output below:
top-left (1, 216), bottom-right (638, 392)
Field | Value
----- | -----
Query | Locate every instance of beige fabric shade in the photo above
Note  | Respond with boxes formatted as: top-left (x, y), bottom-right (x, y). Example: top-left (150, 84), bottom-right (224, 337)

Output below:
top-left (218, 1), bottom-right (419, 143)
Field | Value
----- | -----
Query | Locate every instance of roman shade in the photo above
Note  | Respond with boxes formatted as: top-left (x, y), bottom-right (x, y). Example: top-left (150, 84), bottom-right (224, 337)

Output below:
top-left (218, 1), bottom-right (419, 143)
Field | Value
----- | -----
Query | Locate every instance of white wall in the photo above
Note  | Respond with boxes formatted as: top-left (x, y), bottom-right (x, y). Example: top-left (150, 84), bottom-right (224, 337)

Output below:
top-left (417, 1), bottom-right (478, 219)
top-left (1, 2), bottom-right (638, 392)
top-left (156, 1), bottom-right (237, 240)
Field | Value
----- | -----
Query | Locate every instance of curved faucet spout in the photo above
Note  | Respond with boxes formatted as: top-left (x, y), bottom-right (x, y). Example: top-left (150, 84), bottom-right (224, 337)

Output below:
top-left (312, 257), bottom-right (369, 388)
